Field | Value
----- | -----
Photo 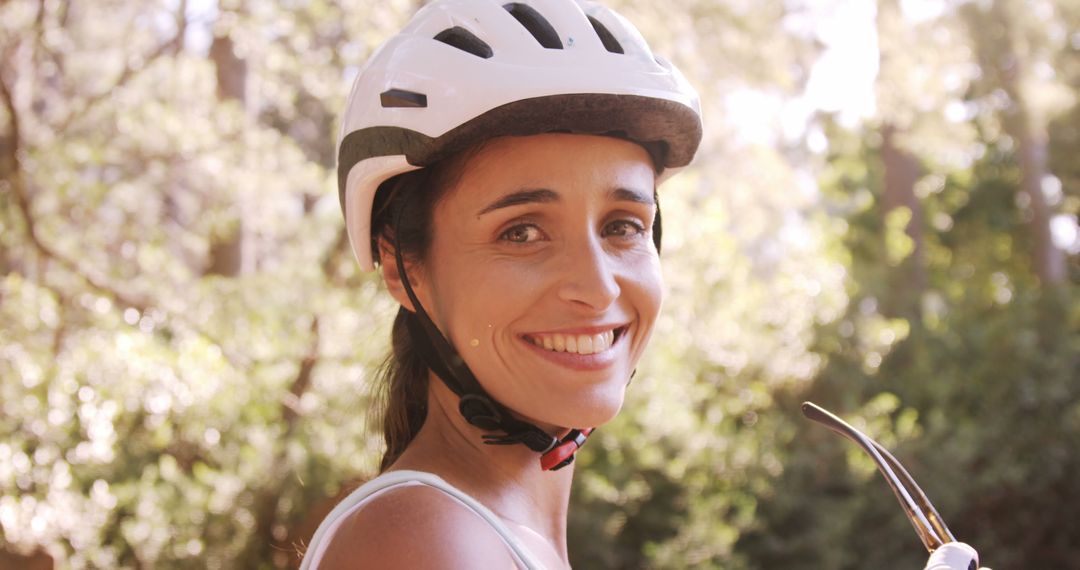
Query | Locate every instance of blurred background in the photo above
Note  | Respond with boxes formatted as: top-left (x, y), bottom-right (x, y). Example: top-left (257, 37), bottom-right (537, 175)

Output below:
top-left (1, 0), bottom-right (1077, 568)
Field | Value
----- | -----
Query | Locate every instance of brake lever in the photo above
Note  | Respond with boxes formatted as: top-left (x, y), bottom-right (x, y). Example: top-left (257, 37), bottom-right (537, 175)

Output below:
top-left (801, 401), bottom-right (956, 552)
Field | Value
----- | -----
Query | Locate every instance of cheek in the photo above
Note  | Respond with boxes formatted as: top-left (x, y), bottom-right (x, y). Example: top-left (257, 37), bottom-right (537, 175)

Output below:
top-left (630, 253), bottom-right (664, 318)
top-left (429, 257), bottom-right (544, 346)
top-left (623, 253), bottom-right (664, 361)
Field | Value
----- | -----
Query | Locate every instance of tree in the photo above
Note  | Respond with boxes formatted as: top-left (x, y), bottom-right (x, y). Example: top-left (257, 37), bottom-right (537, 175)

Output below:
top-left (963, 0), bottom-right (1070, 286)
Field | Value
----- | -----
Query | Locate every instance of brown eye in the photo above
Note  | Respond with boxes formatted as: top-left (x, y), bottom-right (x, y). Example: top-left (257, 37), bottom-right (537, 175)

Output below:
top-left (500, 224), bottom-right (544, 243)
top-left (602, 220), bottom-right (646, 238)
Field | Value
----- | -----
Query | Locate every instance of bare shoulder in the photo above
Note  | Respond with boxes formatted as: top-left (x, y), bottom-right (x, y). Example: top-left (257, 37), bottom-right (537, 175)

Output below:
top-left (316, 483), bottom-right (519, 569)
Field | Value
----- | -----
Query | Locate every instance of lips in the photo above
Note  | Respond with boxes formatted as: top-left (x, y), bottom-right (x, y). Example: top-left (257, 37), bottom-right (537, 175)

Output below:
top-left (522, 327), bottom-right (626, 355)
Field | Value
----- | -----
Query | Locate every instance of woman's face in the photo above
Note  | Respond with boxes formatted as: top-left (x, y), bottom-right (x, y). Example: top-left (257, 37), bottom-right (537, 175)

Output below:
top-left (414, 133), bottom-right (662, 431)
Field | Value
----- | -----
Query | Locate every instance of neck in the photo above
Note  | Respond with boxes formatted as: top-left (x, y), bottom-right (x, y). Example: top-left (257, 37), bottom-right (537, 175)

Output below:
top-left (389, 375), bottom-right (574, 562)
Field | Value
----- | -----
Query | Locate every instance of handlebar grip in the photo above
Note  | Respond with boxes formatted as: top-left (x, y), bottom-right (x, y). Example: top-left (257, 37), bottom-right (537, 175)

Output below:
top-left (923, 542), bottom-right (981, 570)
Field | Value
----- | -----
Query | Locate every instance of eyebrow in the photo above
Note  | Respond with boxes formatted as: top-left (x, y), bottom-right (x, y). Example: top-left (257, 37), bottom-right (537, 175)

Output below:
top-left (475, 186), bottom-right (654, 217)
top-left (476, 188), bottom-right (559, 216)
top-left (610, 187), bottom-right (655, 206)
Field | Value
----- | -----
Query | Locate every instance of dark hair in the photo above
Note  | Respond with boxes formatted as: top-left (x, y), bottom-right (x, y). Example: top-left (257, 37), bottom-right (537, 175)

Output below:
top-left (368, 148), bottom-right (480, 472)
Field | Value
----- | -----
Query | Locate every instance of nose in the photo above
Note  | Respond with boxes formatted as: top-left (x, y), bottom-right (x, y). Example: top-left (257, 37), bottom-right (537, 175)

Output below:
top-left (556, 235), bottom-right (620, 311)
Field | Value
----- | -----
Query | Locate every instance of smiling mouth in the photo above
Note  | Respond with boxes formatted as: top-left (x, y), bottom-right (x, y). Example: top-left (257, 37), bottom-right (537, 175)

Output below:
top-left (523, 327), bottom-right (627, 355)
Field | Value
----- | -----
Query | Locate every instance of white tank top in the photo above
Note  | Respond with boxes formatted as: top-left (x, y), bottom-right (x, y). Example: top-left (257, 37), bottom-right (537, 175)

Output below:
top-left (300, 469), bottom-right (545, 569)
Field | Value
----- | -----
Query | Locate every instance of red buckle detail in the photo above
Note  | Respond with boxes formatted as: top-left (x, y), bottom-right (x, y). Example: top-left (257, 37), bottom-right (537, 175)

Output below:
top-left (539, 428), bottom-right (594, 471)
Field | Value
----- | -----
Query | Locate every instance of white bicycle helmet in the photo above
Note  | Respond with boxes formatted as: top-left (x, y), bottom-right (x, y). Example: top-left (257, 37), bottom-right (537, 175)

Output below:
top-left (338, 0), bottom-right (703, 270)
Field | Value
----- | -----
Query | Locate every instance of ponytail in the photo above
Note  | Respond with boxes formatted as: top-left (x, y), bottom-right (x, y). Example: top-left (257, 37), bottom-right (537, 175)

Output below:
top-left (375, 307), bottom-right (430, 471)
top-left (366, 145), bottom-right (484, 472)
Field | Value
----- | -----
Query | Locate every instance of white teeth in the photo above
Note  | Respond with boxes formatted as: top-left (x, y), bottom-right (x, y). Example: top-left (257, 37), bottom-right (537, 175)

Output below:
top-left (527, 329), bottom-right (618, 355)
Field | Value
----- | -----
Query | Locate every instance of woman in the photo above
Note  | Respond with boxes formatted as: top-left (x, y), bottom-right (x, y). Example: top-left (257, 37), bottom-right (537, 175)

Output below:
top-left (301, 1), bottom-right (984, 568)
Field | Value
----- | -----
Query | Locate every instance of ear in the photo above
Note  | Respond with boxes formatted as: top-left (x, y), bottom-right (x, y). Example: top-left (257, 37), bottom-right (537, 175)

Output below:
top-left (377, 235), bottom-right (422, 313)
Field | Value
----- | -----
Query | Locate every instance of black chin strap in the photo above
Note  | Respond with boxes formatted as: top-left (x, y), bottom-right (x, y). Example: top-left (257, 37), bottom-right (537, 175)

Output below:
top-left (391, 196), bottom-right (592, 471)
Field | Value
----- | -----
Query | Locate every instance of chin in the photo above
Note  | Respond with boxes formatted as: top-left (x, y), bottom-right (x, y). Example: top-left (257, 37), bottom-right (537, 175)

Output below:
top-left (539, 383), bottom-right (627, 429)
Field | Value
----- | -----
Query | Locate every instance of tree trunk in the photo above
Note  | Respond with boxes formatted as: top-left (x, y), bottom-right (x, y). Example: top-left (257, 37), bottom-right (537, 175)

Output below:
top-left (989, 0), bottom-right (1067, 286)
top-left (0, 548), bottom-right (53, 570)
top-left (1, 131), bottom-right (13, 278)
top-left (205, 26), bottom-right (248, 276)
top-left (875, 0), bottom-right (927, 319)
top-left (880, 123), bottom-right (927, 319)
top-left (210, 33), bottom-right (247, 106)
top-left (1010, 114), bottom-right (1066, 285)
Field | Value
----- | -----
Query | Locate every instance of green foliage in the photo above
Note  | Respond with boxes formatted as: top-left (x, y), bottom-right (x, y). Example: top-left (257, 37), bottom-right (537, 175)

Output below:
top-left (0, 1), bottom-right (396, 566)
top-left (733, 95), bottom-right (1079, 568)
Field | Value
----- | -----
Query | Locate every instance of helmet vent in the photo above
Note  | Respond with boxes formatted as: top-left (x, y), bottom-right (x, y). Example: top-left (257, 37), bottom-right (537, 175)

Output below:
top-left (380, 88), bottom-right (428, 108)
top-left (434, 26), bottom-right (494, 59)
top-left (503, 3), bottom-right (563, 49)
top-left (587, 16), bottom-right (624, 54)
